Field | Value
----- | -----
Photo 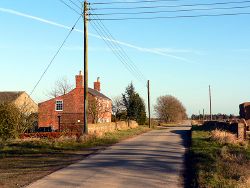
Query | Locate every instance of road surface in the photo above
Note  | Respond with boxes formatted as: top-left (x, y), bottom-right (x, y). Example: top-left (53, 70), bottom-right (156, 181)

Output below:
top-left (26, 124), bottom-right (191, 188)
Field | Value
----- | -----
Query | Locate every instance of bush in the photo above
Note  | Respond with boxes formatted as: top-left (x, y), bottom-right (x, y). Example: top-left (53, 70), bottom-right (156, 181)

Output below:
top-left (0, 103), bottom-right (21, 140)
top-left (0, 103), bottom-right (39, 141)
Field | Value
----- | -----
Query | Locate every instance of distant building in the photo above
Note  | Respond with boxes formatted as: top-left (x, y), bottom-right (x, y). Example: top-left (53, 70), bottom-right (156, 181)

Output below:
top-left (0, 91), bottom-right (38, 114)
top-left (239, 102), bottom-right (250, 126)
top-left (38, 71), bottom-right (112, 131)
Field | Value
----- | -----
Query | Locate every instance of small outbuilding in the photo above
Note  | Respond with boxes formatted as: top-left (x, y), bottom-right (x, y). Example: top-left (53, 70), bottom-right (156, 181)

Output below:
top-left (0, 91), bottom-right (38, 114)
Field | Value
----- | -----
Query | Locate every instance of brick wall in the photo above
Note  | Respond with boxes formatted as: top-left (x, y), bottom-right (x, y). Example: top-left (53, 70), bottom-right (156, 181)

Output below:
top-left (88, 121), bottom-right (138, 136)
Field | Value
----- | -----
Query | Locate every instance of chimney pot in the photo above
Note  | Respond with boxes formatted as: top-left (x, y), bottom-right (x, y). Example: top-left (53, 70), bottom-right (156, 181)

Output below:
top-left (75, 71), bottom-right (83, 88)
top-left (94, 77), bottom-right (101, 92)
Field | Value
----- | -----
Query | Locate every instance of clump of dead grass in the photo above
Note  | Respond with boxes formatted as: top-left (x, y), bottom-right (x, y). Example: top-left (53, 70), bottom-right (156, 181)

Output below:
top-left (211, 129), bottom-right (239, 145)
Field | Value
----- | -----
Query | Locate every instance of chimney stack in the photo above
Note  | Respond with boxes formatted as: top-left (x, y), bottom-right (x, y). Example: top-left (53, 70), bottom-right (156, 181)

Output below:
top-left (94, 77), bottom-right (100, 92)
top-left (75, 71), bottom-right (83, 88)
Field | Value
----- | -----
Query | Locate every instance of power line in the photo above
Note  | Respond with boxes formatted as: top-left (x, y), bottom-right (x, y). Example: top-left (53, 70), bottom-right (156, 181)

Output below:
top-left (91, 16), bottom-right (147, 84)
top-left (91, 21), bottom-right (146, 84)
top-left (68, 0), bottom-right (82, 10)
top-left (58, 0), bottom-right (82, 15)
top-left (92, 0), bottom-right (182, 5)
top-left (89, 21), bottom-right (147, 85)
top-left (89, 5), bottom-right (250, 16)
top-left (60, 0), bottom-right (147, 85)
top-left (30, 15), bottom-right (82, 96)
top-left (89, 12), bottom-right (250, 20)
top-left (89, 9), bottom-right (147, 83)
top-left (90, 0), bottom-right (250, 10)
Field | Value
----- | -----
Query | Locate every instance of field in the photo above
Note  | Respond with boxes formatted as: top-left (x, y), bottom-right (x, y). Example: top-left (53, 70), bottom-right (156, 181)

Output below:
top-left (0, 126), bottom-right (151, 188)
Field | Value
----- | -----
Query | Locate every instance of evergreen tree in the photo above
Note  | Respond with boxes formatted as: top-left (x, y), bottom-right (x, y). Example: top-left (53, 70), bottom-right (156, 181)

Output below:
top-left (122, 83), bottom-right (146, 125)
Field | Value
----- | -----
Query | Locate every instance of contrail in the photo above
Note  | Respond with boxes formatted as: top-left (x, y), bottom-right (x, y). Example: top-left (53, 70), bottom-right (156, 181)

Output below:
top-left (0, 7), bottom-right (193, 63)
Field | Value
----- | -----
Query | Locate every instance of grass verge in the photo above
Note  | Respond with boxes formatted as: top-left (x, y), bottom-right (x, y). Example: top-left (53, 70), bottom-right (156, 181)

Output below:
top-left (188, 125), bottom-right (250, 188)
top-left (0, 126), bottom-right (151, 188)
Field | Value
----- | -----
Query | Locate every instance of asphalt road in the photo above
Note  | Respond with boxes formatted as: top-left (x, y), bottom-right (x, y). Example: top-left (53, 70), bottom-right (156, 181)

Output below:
top-left (26, 123), bottom-right (191, 188)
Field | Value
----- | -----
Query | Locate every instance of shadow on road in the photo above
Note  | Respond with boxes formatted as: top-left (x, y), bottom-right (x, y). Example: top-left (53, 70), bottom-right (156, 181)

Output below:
top-left (170, 127), bottom-right (192, 188)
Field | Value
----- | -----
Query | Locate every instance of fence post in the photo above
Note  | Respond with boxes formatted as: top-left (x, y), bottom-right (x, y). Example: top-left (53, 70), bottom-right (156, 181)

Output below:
top-left (238, 122), bottom-right (246, 141)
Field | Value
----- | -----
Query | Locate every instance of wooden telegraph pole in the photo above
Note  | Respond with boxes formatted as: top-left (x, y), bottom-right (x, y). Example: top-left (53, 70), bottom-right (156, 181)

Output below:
top-left (147, 80), bottom-right (151, 128)
top-left (83, 0), bottom-right (88, 134)
top-left (203, 109), bottom-right (205, 121)
top-left (209, 85), bottom-right (212, 121)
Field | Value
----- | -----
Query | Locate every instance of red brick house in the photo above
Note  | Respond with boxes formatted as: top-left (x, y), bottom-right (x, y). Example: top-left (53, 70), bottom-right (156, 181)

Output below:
top-left (38, 71), bottom-right (112, 131)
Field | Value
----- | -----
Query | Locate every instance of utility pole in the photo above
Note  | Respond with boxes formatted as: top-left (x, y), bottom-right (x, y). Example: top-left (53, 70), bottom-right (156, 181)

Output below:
top-left (209, 85), bottom-right (212, 121)
top-left (147, 80), bottom-right (151, 128)
top-left (83, 0), bottom-right (88, 134)
top-left (203, 109), bottom-right (205, 121)
top-left (199, 110), bottom-right (200, 120)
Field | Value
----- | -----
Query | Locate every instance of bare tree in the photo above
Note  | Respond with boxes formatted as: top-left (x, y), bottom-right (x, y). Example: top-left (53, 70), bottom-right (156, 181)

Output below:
top-left (47, 77), bottom-right (73, 98)
top-left (88, 97), bottom-right (112, 124)
top-left (112, 96), bottom-right (124, 121)
top-left (154, 95), bottom-right (187, 123)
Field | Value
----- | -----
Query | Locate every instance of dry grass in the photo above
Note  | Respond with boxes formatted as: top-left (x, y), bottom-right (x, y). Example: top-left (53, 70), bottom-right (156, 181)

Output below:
top-left (191, 120), bottom-right (204, 126)
top-left (211, 129), bottom-right (239, 145)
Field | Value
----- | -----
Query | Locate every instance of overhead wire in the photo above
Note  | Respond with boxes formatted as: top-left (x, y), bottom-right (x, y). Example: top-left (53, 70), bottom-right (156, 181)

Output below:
top-left (92, 0), bottom-right (182, 4)
top-left (89, 8), bottom-right (147, 84)
top-left (68, 0), bottom-right (82, 10)
top-left (30, 15), bottom-right (82, 96)
top-left (90, 0), bottom-right (250, 10)
top-left (59, 0), bottom-right (147, 84)
top-left (58, 0), bottom-right (82, 15)
top-left (89, 5), bottom-right (250, 16)
top-left (89, 12), bottom-right (250, 20)
top-left (88, 9), bottom-right (147, 85)
top-left (89, 21), bottom-right (147, 85)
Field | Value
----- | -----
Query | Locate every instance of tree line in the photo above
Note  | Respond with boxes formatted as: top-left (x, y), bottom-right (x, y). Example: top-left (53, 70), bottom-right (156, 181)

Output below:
top-left (113, 83), bottom-right (187, 124)
top-left (191, 113), bottom-right (237, 121)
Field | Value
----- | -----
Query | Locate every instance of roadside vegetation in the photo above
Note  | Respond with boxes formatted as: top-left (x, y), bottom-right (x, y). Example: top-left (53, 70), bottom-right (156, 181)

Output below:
top-left (188, 125), bottom-right (250, 188)
top-left (0, 125), bottom-right (151, 188)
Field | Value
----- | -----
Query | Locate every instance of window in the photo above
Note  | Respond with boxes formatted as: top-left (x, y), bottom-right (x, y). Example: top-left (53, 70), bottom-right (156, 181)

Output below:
top-left (55, 100), bottom-right (63, 111)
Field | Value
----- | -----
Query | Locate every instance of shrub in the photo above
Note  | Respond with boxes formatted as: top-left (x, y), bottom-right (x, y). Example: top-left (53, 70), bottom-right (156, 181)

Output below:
top-left (0, 103), bottom-right (21, 140)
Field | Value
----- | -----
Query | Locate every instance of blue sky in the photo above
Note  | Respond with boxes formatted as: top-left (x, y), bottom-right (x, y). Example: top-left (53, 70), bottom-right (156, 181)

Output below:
top-left (0, 0), bottom-right (250, 116)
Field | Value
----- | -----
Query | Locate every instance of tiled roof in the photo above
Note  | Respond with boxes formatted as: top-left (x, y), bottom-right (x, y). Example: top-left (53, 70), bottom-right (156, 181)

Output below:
top-left (88, 88), bottom-right (111, 100)
top-left (0, 91), bottom-right (24, 102)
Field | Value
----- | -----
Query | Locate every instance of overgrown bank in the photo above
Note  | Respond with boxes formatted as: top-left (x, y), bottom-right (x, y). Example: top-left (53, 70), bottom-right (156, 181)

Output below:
top-left (0, 126), bottom-right (151, 188)
top-left (188, 125), bottom-right (250, 188)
